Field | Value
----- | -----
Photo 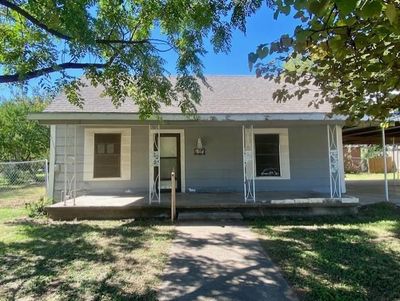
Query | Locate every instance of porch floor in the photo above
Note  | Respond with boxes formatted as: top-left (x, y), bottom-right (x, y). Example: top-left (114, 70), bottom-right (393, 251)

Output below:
top-left (49, 191), bottom-right (357, 209)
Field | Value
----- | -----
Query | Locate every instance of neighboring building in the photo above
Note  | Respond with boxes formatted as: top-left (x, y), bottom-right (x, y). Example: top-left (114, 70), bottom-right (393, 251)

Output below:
top-left (30, 76), bottom-right (351, 218)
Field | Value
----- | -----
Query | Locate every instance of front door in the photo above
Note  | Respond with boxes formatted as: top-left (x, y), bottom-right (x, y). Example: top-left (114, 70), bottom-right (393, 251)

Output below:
top-left (159, 134), bottom-right (181, 192)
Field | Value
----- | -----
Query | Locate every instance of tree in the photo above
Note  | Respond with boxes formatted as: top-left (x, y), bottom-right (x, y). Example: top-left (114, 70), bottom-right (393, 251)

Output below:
top-left (0, 95), bottom-right (49, 161)
top-left (0, 0), bottom-right (268, 118)
top-left (250, 0), bottom-right (400, 120)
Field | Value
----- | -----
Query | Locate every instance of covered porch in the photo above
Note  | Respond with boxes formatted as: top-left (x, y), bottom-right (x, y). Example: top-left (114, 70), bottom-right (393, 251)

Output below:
top-left (54, 122), bottom-right (347, 202)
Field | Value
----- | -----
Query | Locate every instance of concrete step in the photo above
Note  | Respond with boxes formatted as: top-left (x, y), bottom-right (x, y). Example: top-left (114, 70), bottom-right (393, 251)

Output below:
top-left (177, 211), bottom-right (243, 221)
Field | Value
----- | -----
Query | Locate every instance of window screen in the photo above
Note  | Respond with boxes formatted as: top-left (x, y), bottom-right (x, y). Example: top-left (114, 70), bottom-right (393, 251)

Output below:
top-left (93, 133), bottom-right (121, 178)
top-left (255, 134), bottom-right (281, 177)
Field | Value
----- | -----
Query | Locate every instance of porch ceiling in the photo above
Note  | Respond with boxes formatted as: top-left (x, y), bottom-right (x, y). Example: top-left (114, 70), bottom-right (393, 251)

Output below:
top-left (343, 122), bottom-right (400, 144)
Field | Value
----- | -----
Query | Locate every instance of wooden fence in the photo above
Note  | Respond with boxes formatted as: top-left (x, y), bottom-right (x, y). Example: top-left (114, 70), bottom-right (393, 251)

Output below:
top-left (368, 157), bottom-right (396, 173)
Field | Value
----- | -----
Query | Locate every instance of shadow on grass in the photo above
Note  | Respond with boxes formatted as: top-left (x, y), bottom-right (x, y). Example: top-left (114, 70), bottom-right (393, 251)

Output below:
top-left (0, 219), bottom-right (173, 301)
top-left (252, 202), bottom-right (400, 301)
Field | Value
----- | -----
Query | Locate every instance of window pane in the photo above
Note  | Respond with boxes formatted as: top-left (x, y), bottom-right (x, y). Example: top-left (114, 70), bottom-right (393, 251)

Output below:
top-left (106, 143), bottom-right (114, 154)
top-left (94, 133), bottom-right (121, 178)
top-left (160, 158), bottom-right (178, 180)
top-left (255, 134), bottom-right (281, 177)
top-left (97, 143), bottom-right (105, 154)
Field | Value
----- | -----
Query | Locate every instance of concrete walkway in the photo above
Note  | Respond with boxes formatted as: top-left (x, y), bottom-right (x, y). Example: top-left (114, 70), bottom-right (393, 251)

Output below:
top-left (346, 180), bottom-right (400, 204)
top-left (158, 222), bottom-right (298, 301)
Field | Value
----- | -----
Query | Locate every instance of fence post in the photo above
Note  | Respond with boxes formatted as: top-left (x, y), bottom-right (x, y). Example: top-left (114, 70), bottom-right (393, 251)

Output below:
top-left (171, 171), bottom-right (176, 222)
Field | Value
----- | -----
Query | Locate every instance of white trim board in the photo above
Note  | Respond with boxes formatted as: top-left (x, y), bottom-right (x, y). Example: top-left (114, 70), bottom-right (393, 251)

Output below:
top-left (149, 129), bottom-right (186, 193)
top-left (253, 128), bottom-right (291, 180)
top-left (83, 128), bottom-right (131, 181)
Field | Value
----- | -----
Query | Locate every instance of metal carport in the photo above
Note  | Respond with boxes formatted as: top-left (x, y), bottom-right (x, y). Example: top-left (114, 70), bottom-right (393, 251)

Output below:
top-left (343, 121), bottom-right (400, 203)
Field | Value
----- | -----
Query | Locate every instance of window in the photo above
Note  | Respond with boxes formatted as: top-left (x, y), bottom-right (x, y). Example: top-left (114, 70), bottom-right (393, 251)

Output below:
top-left (93, 133), bottom-right (121, 178)
top-left (255, 134), bottom-right (280, 177)
top-left (83, 128), bottom-right (131, 181)
top-left (253, 128), bottom-right (290, 179)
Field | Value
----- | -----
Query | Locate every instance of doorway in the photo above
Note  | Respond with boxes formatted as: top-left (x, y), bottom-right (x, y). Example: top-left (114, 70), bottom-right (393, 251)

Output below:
top-left (160, 133), bottom-right (181, 192)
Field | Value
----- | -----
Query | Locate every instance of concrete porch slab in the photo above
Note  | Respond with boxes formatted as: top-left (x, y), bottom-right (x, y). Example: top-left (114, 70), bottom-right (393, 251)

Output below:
top-left (46, 191), bottom-right (359, 220)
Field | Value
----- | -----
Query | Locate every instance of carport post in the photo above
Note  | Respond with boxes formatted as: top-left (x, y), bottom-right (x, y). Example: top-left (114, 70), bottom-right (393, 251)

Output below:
top-left (392, 138), bottom-right (396, 181)
top-left (382, 126), bottom-right (389, 202)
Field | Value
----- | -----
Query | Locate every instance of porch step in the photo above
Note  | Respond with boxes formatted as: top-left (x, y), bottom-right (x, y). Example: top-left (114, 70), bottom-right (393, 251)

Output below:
top-left (177, 211), bottom-right (243, 221)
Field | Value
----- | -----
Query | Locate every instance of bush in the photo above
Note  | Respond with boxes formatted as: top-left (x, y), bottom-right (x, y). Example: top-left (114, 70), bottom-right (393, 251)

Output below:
top-left (25, 197), bottom-right (51, 218)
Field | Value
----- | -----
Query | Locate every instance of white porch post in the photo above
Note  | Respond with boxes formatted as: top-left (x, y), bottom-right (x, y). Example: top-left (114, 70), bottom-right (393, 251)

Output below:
top-left (73, 124), bottom-right (77, 205)
top-left (63, 124), bottom-right (68, 205)
top-left (397, 144), bottom-right (400, 181)
top-left (149, 125), bottom-right (161, 204)
top-left (392, 138), bottom-right (396, 181)
top-left (48, 125), bottom-right (56, 200)
top-left (327, 124), bottom-right (342, 198)
top-left (382, 126), bottom-right (389, 202)
top-left (242, 125), bottom-right (255, 203)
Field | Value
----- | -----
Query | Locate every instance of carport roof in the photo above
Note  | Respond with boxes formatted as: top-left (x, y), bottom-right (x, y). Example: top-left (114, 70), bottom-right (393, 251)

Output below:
top-left (343, 122), bottom-right (400, 144)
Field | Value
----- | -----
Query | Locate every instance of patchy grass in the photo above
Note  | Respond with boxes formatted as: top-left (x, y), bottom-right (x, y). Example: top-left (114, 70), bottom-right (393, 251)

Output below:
top-left (252, 203), bottom-right (400, 301)
top-left (0, 185), bottom-right (46, 207)
top-left (345, 173), bottom-right (388, 181)
top-left (0, 212), bottom-right (174, 300)
top-left (0, 208), bottom-right (27, 221)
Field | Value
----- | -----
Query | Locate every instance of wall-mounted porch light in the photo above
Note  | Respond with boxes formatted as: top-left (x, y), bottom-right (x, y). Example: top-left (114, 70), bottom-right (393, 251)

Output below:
top-left (194, 137), bottom-right (206, 155)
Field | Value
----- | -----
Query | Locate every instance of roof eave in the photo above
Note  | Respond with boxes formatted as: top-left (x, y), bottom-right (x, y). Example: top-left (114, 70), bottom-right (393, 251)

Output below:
top-left (28, 112), bottom-right (345, 124)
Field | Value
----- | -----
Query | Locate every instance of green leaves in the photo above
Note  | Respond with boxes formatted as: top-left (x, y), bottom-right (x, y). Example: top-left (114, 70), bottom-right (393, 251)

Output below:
top-left (256, 44), bottom-right (269, 59)
top-left (248, 52), bottom-right (258, 71)
top-left (0, 0), bottom-right (262, 118)
top-left (359, 1), bottom-right (382, 18)
top-left (248, 44), bottom-right (269, 70)
top-left (251, 0), bottom-right (400, 120)
top-left (308, 0), bottom-right (331, 17)
top-left (0, 96), bottom-right (49, 161)
top-left (385, 4), bottom-right (400, 26)
top-left (335, 0), bottom-right (358, 17)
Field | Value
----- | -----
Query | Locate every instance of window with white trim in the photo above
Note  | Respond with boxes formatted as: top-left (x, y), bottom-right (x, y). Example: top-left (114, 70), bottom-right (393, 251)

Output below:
top-left (253, 128), bottom-right (290, 179)
top-left (84, 128), bottom-right (131, 181)
top-left (93, 133), bottom-right (121, 178)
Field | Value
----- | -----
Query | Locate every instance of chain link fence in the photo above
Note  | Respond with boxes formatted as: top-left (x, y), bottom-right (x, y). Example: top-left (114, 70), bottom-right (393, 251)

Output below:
top-left (0, 160), bottom-right (48, 206)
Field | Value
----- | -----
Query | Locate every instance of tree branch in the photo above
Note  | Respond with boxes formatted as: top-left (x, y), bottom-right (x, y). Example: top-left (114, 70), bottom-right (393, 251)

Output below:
top-left (0, 0), bottom-right (71, 40)
top-left (0, 62), bottom-right (106, 83)
top-left (0, 0), bottom-right (172, 47)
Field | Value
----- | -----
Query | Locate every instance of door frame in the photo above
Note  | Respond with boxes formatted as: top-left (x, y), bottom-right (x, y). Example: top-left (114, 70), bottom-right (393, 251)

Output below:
top-left (149, 129), bottom-right (185, 193)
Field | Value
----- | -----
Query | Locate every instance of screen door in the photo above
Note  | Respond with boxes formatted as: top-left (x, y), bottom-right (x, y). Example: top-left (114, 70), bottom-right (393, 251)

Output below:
top-left (159, 134), bottom-right (181, 192)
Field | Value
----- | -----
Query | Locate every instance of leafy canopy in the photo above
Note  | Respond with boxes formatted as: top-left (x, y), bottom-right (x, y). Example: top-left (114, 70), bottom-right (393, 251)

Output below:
top-left (0, 0), bottom-right (266, 118)
top-left (0, 95), bottom-right (49, 161)
top-left (249, 0), bottom-right (400, 120)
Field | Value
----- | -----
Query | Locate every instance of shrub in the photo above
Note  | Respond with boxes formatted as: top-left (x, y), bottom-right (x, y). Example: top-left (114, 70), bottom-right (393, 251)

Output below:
top-left (25, 197), bottom-right (51, 218)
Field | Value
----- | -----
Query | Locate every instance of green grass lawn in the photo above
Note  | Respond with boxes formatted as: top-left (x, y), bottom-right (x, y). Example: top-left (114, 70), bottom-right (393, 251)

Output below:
top-left (252, 203), bottom-right (400, 301)
top-left (0, 209), bottom-right (174, 300)
top-left (345, 173), bottom-right (393, 181)
top-left (0, 185), bottom-right (46, 207)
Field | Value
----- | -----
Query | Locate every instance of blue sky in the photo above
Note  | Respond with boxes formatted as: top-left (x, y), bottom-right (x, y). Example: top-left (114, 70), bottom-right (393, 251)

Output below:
top-left (161, 6), bottom-right (297, 74)
top-left (0, 6), bottom-right (297, 100)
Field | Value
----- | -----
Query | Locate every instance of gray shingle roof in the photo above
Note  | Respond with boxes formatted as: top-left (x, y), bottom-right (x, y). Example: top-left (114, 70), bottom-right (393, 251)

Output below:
top-left (44, 76), bottom-right (332, 114)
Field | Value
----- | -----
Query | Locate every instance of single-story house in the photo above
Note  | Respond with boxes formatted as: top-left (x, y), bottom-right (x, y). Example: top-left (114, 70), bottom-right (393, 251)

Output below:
top-left (30, 76), bottom-right (356, 219)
